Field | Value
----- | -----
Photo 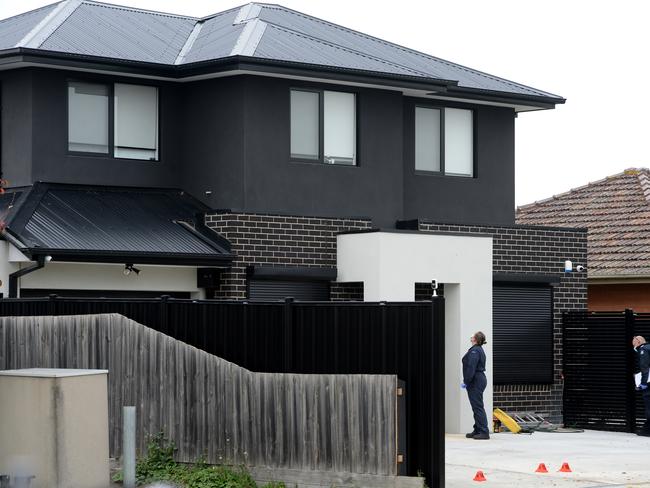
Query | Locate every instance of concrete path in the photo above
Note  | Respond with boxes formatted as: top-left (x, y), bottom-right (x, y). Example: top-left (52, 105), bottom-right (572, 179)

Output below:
top-left (446, 430), bottom-right (650, 487)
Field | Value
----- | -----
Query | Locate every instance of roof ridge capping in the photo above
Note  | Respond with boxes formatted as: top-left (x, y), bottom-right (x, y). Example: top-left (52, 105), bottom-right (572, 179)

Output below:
top-left (16, 0), bottom-right (82, 48)
top-left (229, 3), bottom-right (267, 57)
top-left (632, 168), bottom-right (650, 204)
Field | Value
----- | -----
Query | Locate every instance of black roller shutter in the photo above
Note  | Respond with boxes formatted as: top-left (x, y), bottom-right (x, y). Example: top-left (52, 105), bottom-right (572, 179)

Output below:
top-left (493, 284), bottom-right (553, 384)
top-left (248, 280), bottom-right (330, 301)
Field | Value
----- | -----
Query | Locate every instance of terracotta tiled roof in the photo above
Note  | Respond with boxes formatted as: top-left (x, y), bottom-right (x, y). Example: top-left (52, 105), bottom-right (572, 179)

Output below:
top-left (516, 168), bottom-right (650, 278)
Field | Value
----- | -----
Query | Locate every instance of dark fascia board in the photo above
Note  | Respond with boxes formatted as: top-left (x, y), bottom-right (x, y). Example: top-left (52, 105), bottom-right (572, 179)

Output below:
top-left (29, 248), bottom-right (233, 267)
top-left (247, 265), bottom-right (337, 282)
top-left (493, 273), bottom-right (562, 285)
top-left (416, 218), bottom-right (587, 234)
top-left (0, 48), bottom-right (565, 107)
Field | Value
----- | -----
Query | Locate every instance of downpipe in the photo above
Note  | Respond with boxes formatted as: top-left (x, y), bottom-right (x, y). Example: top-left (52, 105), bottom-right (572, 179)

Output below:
top-left (8, 255), bottom-right (49, 298)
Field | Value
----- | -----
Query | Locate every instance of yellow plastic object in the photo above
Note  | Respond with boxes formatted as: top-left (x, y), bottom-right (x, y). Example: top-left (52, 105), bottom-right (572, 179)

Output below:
top-left (493, 408), bottom-right (522, 434)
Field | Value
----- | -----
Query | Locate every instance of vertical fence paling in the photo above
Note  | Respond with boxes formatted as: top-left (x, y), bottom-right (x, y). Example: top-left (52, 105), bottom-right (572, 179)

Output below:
top-left (0, 295), bottom-right (444, 484)
top-left (0, 314), bottom-right (399, 476)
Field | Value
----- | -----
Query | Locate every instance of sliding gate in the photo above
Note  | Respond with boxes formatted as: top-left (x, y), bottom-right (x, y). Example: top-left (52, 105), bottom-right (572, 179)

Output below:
top-left (563, 310), bottom-right (650, 432)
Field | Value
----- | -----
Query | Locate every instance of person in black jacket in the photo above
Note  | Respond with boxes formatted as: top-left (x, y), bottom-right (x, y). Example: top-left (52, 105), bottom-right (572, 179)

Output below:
top-left (462, 331), bottom-right (489, 440)
top-left (633, 335), bottom-right (650, 436)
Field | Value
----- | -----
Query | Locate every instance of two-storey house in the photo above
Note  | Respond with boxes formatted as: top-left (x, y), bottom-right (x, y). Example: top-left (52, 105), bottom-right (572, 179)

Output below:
top-left (0, 0), bottom-right (587, 433)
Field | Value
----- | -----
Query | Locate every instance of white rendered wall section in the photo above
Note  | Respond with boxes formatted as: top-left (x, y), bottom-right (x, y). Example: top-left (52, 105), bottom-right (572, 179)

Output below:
top-left (337, 231), bottom-right (493, 434)
top-left (0, 250), bottom-right (204, 298)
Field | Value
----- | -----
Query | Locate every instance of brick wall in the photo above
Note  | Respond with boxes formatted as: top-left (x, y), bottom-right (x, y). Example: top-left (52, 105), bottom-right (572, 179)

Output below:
top-left (331, 282), bottom-right (364, 301)
top-left (419, 221), bottom-right (588, 423)
top-left (205, 212), bottom-right (371, 299)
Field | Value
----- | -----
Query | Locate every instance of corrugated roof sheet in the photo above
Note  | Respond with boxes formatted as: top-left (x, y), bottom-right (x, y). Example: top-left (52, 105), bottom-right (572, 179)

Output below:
top-left (516, 168), bottom-right (650, 278)
top-left (0, 2), bottom-right (59, 50)
top-left (40, 2), bottom-right (196, 64)
top-left (0, 0), bottom-right (562, 101)
top-left (181, 8), bottom-right (243, 64)
top-left (2, 184), bottom-right (231, 263)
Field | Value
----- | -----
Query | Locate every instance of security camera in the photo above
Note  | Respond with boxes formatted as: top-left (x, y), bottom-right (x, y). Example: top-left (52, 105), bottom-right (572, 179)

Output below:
top-left (576, 265), bottom-right (586, 272)
top-left (431, 279), bottom-right (438, 290)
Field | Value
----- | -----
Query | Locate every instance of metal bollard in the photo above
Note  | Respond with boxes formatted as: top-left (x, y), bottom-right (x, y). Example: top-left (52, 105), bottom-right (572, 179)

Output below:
top-left (123, 406), bottom-right (136, 488)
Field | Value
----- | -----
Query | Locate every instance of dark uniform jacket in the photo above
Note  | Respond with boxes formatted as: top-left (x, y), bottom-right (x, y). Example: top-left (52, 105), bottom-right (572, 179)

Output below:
top-left (462, 344), bottom-right (486, 385)
top-left (639, 343), bottom-right (650, 385)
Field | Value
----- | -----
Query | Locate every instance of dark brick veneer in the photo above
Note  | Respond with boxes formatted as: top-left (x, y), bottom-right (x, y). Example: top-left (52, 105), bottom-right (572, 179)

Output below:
top-left (205, 211), bottom-right (371, 299)
top-left (419, 221), bottom-right (588, 424)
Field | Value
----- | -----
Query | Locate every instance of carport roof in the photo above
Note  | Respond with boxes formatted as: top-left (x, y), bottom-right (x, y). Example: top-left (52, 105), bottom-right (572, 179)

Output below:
top-left (0, 183), bottom-right (233, 266)
top-left (516, 168), bottom-right (650, 279)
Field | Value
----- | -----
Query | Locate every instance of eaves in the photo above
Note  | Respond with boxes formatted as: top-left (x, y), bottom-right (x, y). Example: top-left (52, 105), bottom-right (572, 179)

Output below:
top-left (0, 48), bottom-right (565, 109)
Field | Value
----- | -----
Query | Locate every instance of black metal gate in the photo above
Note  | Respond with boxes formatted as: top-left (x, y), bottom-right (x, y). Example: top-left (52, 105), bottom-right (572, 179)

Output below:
top-left (563, 310), bottom-right (650, 432)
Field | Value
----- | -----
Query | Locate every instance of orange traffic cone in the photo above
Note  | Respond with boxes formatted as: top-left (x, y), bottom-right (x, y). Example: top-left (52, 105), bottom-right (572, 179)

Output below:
top-left (473, 470), bottom-right (487, 482)
top-left (558, 462), bottom-right (572, 473)
top-left (535, 463), bottom-right (548, 473)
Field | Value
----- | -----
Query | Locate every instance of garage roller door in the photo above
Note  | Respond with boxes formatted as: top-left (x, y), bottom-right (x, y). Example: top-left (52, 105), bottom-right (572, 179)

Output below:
top-left (493, 284), bottom-right (553, 384)
top-left (248, 280), bottom-right (330, 301)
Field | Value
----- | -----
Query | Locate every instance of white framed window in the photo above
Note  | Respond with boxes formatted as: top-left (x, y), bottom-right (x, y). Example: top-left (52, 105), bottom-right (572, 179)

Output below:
top-left (68, 81), bottom-right (159, 161)
top-left (415, 106), bottom-right (473, 177)
top-left (290, 88), bottom-right (356, 166)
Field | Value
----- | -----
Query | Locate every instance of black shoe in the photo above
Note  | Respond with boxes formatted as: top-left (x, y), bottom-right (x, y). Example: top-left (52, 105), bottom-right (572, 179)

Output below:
top-left (473, 433), bottom-right (490, 440)
top-left (465, 432), bottom-right (477, 438)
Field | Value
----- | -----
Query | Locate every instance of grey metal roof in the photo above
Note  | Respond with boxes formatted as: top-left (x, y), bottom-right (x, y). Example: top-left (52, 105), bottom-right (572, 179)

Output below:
top-left (0, 0), bottom-right (563, 101)
top-left (0, 2), bottom-right (57, 50)
top-left (41, 2), bottom-right (196, 64)
top-left (0, 184), bottom-right (232, 265)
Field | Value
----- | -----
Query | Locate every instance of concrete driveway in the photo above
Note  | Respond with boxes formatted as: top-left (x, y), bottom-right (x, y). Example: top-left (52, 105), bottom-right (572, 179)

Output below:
top-left (446, 430), bottom-right (650, 487)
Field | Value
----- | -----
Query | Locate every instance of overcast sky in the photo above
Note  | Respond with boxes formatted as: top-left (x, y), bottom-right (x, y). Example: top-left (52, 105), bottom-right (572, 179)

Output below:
top-left (2, 0), bottom-right (649, 206)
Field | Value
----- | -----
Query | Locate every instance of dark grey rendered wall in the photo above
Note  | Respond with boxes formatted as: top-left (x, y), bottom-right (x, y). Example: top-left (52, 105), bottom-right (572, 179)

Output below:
top-left (1, 69), bottom-right (33, 185)
top-left (403, 98), bottom-right (516, 225)
top-left (4, 69), bottom-right (517, 227)
top-left (23, 68), bottom-right (180, 188)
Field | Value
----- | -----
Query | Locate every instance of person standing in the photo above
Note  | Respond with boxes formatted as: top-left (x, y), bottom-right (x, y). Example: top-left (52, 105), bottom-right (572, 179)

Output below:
top-left (633, 335), bottom-right (650, 437)
top-left (462, 331), bottom-right (489, 440)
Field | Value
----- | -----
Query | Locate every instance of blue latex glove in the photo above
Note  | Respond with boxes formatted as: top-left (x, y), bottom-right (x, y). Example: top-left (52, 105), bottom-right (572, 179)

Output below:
top-left (640, 384), bottom-right (648, 390)
top-left (461, 383), bottom-right (467, 389)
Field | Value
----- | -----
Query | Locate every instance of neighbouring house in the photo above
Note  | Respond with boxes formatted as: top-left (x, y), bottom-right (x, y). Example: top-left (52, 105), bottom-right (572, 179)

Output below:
top-left (518, 167), bottom-right (650, 312)
top-left (0, 0), bottom-right (586, 432)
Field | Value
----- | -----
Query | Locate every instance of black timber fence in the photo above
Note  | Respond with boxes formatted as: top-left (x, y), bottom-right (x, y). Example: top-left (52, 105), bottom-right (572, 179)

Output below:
top-left (563, 310), bottom-right (650, 432)
top-left (0, 295), bottom-right (445, 487)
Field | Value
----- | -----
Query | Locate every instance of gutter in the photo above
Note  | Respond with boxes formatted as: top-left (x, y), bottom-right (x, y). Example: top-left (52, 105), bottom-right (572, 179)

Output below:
top-left (0, 48), bottom-right (565, 108)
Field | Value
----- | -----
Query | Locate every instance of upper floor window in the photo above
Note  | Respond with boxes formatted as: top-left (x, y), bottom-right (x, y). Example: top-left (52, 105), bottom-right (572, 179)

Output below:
top-left (415, 106), bottom-right (473, 177)
top-left (290, 89), bottom-right (356, 166)
top-left (68, 81), bottom-right (159, 161)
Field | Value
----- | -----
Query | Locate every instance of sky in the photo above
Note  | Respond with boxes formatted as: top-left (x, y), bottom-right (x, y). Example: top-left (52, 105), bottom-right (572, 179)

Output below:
top-left (1, 0), bottom-right (649, 206)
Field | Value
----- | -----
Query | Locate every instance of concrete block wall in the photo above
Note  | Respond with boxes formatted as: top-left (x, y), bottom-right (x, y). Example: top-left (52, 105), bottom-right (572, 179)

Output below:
top-left (419, 221), bottom-right (588, 423)
top-left (205, 212), bottom-right (371, 299)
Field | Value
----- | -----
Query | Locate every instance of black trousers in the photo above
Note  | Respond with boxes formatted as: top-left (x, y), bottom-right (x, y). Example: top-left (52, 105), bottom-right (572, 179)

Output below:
top-left (642, 389), bottom-right (650, 433)
top-left (467, 372), bottom-right (489, 435)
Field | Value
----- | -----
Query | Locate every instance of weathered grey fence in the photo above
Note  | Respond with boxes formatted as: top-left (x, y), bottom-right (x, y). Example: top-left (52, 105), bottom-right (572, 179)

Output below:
top-left (0, 314), bottom-right (399, 476)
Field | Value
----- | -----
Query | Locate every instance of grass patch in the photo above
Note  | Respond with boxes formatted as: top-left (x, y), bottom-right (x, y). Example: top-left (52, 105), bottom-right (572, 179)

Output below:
top-left (113, 433), bottom-right (285, 488)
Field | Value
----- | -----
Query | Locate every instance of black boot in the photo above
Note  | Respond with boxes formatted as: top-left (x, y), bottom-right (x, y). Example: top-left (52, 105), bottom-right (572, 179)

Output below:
top-left (473, 432), bottom-right (490, 440)
top-left (465, 432), bottom-right (477, 438)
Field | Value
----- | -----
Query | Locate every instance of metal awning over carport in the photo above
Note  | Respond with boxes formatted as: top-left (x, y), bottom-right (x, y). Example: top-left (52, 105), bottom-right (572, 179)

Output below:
top-left (0, 182), bottom-right (233, 266)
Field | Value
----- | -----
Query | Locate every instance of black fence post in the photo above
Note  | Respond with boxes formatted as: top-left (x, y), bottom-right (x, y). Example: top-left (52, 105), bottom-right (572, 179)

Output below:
top-left (160, 295), bottom-right (170, 335)
top-left (284, 297), bottom-right (294, 373)
top-left (431, 295), bottom-right (445, 488)
top-left (48, 294), bottom-right (58, 316)
top-left (625, 308), bottom-right (636, 433)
